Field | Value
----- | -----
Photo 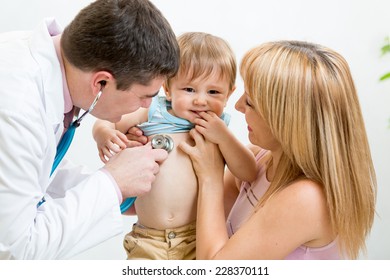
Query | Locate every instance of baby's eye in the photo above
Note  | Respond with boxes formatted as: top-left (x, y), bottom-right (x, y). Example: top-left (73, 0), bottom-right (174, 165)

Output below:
top-left (183, 88), bottom-right (195, 93)
top-left (208, 90), bottom-right (220, 95)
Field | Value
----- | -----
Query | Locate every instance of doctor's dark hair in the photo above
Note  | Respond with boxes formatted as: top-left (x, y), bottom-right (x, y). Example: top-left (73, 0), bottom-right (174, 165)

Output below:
top-left (61, 0), bottom-right (179, 90)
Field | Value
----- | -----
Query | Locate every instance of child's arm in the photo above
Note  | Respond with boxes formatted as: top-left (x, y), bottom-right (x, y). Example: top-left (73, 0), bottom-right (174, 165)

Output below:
top-left (114, 108), bottom-right (149, 134)
top-left (194, 111), bottom-right (258, 182)
top-left (92, 108), bottom-right (149, 163)
top-left (93, 119), bottom-right (127, 163)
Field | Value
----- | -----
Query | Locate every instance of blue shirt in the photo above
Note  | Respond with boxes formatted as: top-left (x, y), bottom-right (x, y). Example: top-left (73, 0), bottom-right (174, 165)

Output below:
top-left (137, 96), bottom-right (230, 136)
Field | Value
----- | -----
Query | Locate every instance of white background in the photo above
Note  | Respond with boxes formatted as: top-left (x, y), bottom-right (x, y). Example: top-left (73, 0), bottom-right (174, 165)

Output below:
top-left (1, 0), bottom-right (389, 259)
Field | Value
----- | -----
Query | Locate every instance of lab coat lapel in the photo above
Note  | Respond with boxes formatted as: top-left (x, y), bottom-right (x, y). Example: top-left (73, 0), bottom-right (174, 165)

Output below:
top-left (28, 18), bottom-right (64, 140)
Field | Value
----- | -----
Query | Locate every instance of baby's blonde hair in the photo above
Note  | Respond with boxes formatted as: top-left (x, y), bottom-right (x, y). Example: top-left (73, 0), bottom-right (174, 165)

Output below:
top-left (240, 41), bottom-right (376, 259)
top-left (166, 32), bottom-right (236, 91)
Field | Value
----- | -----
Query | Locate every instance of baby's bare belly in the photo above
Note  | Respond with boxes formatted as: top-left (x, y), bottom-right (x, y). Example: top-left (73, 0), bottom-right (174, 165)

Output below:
top-left (135, 133), bottom-right (198, 230)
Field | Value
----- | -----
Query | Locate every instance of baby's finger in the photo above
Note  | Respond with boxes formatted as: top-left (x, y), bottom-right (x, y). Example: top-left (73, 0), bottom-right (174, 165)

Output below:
top-left (102, 146), bottom-right (115, 158)
top-left (194, 124), bottom-right (207, 135)
top-left (198, 111), bottom-right (215, 120)
top-left (108, 142), bottom-right (123, 153)
top-left (117, 133), bottom-right (130, 145)
top-left (99, 150), bottom-right (108, 163)
top-left (193, 118), bottom-right (208, 127)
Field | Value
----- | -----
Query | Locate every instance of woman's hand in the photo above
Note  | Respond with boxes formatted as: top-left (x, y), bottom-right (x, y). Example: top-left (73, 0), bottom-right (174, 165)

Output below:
top-left (179, 128), bottom-right (225, 184)
top-left (180, 128), bottom-right (228, 260)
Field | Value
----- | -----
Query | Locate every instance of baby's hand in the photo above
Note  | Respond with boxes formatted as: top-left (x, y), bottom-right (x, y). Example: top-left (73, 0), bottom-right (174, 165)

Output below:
top-left (96, 128), bottom-right (130, 163)
top-left (193, 111), bottom-right (228, 144)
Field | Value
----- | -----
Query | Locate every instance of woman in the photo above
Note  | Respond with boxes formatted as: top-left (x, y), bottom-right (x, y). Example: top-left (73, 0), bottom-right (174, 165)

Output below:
top-left (180, 40), bottom-right (377, 259)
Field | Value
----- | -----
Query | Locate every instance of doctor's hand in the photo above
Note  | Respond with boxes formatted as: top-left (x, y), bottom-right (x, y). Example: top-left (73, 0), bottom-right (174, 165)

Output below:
top-left (103, 142), bottom-right (168, 199)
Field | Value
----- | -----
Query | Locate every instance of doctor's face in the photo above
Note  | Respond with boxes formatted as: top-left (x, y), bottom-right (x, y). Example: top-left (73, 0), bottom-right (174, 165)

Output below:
top-left (93, 77), bottom-right (164, 122)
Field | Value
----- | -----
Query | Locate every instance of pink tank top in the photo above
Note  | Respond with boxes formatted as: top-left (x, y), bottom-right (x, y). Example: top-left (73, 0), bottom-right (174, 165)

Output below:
top-left (226, 149), bottom-right (341, 260)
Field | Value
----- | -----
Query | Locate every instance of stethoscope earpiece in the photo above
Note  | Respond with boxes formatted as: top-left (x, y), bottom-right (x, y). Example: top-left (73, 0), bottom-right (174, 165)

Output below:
top-left (73, 84), bottom-right (105, 126)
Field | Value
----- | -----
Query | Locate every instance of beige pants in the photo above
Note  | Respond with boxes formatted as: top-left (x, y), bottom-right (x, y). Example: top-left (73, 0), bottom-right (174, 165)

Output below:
top-left (123, 222), bottom-right (196, 260)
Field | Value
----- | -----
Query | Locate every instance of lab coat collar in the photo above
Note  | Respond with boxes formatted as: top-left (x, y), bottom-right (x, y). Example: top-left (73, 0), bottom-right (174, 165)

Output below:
top-left (52, 35), bottom-right (73, 114)
top-left (28, 18), bottom-right (65, 127)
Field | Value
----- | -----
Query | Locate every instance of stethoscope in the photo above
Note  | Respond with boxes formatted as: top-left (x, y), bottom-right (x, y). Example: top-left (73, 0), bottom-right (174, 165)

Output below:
top-left (46, 80), bottom-right (175, 213)
top-left (50, 81), bottom-right (106, 175)
top-left (120, 134), bottom-right (174, 213)
top-left (38, 81), bottom-right (106, 209)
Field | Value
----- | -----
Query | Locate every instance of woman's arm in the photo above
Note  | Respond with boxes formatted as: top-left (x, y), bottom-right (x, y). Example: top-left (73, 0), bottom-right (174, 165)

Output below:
top-left (180, 129), bottom-right (332, 259)
top-left (179, 129), bottom-right (229, 259)
top-left (213, 179), bottom-right (333, 259)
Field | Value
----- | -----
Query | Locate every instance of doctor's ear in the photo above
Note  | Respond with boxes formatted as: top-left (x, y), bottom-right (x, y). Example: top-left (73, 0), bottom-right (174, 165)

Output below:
top-left (92, 71), bottom-right (112, 92)
top-left (98, 80), bottom-right (107, 91)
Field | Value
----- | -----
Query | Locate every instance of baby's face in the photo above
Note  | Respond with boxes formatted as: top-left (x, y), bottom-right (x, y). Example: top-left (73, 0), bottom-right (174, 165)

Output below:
top-left (165, 71), bottom-right (233, 123)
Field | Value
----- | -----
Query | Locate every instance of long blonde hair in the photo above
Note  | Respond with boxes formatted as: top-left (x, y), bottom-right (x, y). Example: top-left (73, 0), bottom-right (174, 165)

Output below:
top-left (240, 41), bottom-right (376, 259)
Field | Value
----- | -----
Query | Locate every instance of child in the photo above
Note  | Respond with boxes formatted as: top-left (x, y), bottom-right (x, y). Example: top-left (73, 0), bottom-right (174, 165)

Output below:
top-left (92, 32), bottom-right (257, 260)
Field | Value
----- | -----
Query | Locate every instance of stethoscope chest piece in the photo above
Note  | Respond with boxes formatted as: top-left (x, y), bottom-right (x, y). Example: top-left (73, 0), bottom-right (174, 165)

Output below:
top-left (151, 134), bottom-right (174, 153)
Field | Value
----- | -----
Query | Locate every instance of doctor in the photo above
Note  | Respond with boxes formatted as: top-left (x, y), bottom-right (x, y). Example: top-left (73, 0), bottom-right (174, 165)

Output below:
top-left (0, 0), bottom-right (179, 259)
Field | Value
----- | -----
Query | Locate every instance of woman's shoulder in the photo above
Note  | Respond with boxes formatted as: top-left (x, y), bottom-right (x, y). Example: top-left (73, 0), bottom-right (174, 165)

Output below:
top-left (282, 179), bottom-right (335, 247)
top-left (248, 178), bottom-right (334, 255)
top-left (263, 179), bottom-right (333, 247)
top-left (247, 144), bottom-right (270, 160)
top-left (280, 179), bottom-right (326, 207)
top-left (265, 179), bottom-right (328, 225)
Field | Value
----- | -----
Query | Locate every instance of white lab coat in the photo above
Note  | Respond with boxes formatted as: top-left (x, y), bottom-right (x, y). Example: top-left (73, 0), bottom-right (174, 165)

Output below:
top-left (0, 19), bottom-right (123, 259)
